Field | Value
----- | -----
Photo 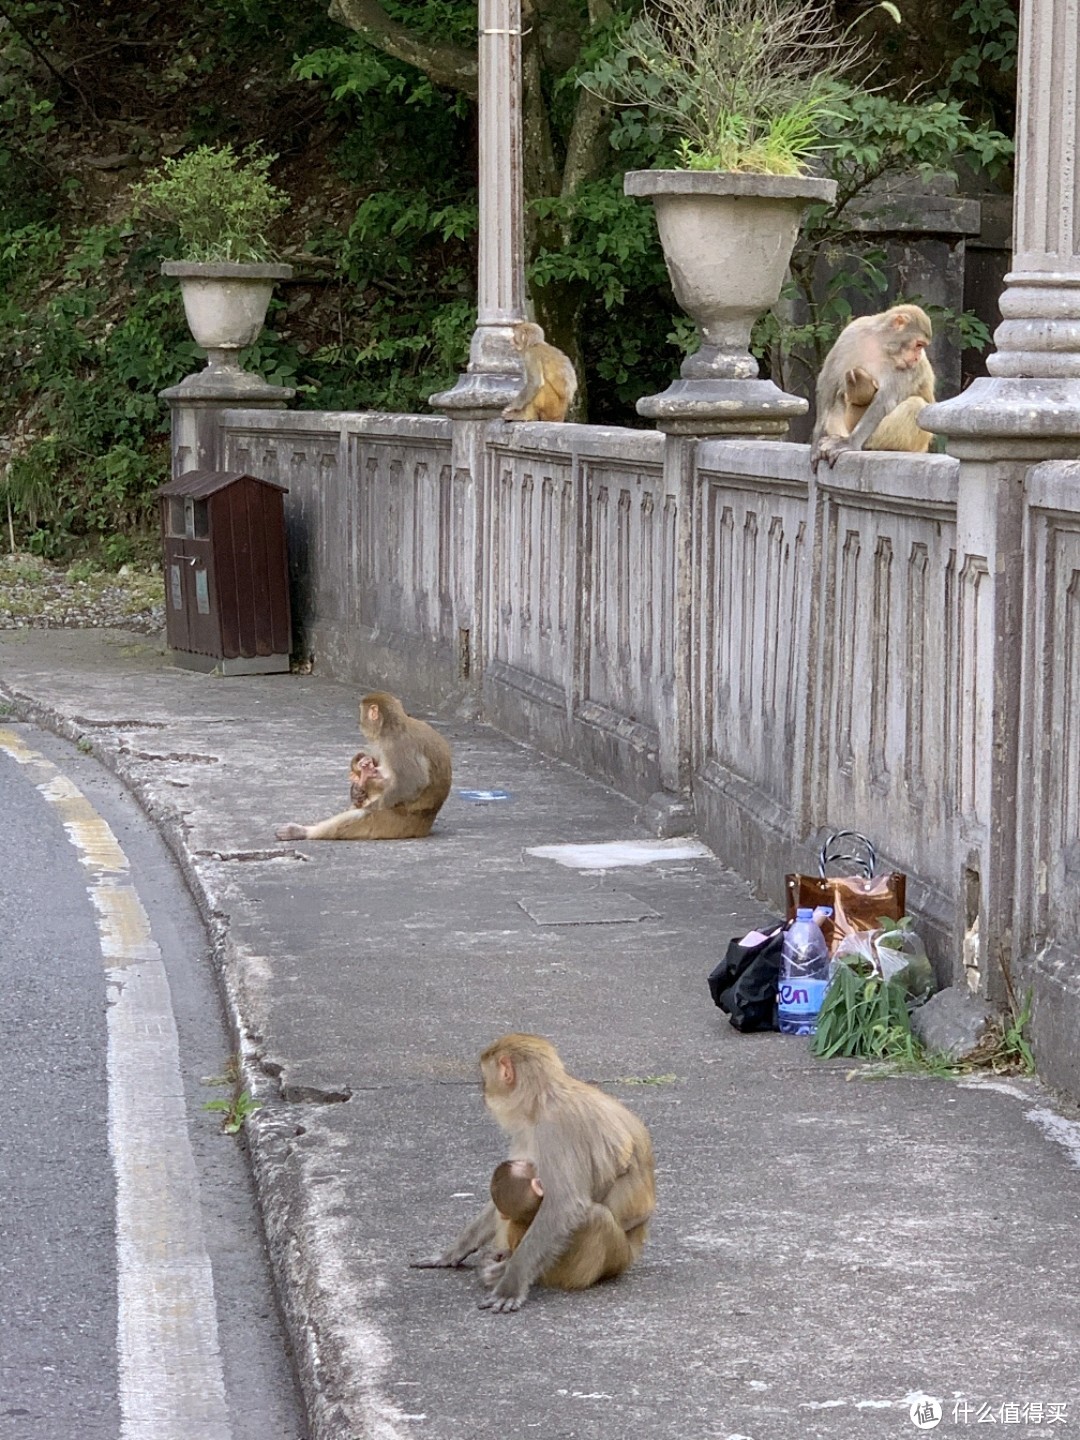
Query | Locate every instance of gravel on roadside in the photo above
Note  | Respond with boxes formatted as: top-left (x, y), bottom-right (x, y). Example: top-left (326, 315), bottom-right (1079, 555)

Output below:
top-left (0, 553), bottom-right (165, 635)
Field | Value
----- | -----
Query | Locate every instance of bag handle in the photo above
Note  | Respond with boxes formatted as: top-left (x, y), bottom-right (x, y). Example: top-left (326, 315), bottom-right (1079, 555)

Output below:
top-left (818, 830), bottom-right (877, 879)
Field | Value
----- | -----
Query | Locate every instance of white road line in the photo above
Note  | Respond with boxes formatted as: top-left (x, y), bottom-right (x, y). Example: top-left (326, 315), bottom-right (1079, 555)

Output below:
top-left (1, 730), bottom-right (232, 1440)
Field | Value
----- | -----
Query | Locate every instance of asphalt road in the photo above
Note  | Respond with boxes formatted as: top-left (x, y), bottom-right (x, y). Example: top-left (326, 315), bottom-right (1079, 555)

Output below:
top-left (0, 722), bottom-right (307, 1440)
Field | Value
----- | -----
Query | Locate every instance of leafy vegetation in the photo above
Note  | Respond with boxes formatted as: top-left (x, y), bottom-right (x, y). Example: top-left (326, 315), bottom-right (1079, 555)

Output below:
top-left (811, 957), bottom-right (1036, 1078)
top-left (131, 145), bottom-right (289, 262)
top-left (810, 962), bottom-right (921, 1062)
top-left (0, 0), bottom-right (1019, 559)
top-left (203, 1054), bottom-right (260, 1134)
top-left (755, 86), bottom-right (1012, 385)
top-left (204, 1088), bottom-right (261, 1135)
top-left (581, 0), bottom-right (880, 175)
top-left (1, 222), bottom-right (199, 559)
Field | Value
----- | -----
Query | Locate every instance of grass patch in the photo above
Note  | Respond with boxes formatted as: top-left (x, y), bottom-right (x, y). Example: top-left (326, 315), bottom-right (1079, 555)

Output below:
top-left (812, 966), bottom-right (1036, 1082)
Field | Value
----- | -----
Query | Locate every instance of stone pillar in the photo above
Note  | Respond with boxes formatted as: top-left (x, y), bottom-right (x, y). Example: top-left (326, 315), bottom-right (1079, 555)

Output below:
top-left (429, 0), bottom-right (526, 416)
top-left (161, 382), bottom-right (292, 481)
top-left (160, 264), bottom-right (295, 479)
top-left (641, 434), bottom-right (697, 838)
top-left (920, 0), bottom-right (1080, 1004)
top-left (428, 0), bottom-right (529, 710)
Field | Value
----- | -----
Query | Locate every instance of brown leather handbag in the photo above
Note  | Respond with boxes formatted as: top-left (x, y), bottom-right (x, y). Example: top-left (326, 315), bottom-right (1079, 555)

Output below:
top-left (785, 831), bottom-right (906, 953)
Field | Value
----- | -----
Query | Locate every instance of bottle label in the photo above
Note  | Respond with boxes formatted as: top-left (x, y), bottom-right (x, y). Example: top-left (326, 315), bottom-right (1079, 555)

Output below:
top-left (777, 977), bottom-right (829, 1017)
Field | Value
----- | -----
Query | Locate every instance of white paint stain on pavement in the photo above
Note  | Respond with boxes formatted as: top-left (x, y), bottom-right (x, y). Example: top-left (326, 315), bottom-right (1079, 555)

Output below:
top-left (526, 838), bottom-right (712, 869)
top-left (800, 1391), bottom-right (947, 1413)
top-left (0, 729), bottom-right (231, 1440)
top-left (1025, 1107), bottom-right (1080, 1168)
top-left (960, 1076), bottom-right (1080, 1170)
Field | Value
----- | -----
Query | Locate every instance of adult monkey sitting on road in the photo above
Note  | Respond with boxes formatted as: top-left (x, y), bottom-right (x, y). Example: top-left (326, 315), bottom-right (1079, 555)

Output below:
top-left (810, 304), bottom-right (936, 472)
top-left (412, 1033), bottom-right (655, 1312)
top-left (275, 691), bottom-right (451, 841)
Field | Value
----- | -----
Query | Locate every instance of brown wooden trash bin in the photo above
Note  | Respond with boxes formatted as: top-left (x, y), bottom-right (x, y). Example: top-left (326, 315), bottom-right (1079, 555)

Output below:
top-left (158, 470), bottom-right (292, 674)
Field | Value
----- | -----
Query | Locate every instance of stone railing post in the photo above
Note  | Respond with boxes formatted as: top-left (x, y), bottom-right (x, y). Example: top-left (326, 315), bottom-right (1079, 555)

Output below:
top-left (161, 380), bottom-right (292, 481)
top-left (429, 0), bottom-right (527, 700)
top-left (920, 0), bottom-right (1080, 1004)
top-left (430, 0), bottom-right (525, 418)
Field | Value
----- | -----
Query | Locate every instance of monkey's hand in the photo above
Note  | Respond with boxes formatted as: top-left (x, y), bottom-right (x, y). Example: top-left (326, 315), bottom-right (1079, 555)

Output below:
top-left (275, 823), bottom-right (309, 841)
top-left (478, 1259), bottom-right (530, 1311)
top-left (478, 1277), bottom-right (528, 1313)
top-left (810, 434), bottom-right (851, 472)
top-left (478, 1253), bottom-right (509, 1289)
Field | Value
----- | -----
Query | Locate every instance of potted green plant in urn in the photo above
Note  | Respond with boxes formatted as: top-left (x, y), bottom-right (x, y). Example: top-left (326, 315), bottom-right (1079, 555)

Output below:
top-left (133, 144), bottom-right (294, 401)
top-left (586, 0), bottom-right (890, 433)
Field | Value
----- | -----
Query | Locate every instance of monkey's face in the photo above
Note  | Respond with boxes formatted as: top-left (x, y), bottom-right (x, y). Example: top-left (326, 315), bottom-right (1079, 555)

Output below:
top-left (897, 337), bottom-right (928, 370)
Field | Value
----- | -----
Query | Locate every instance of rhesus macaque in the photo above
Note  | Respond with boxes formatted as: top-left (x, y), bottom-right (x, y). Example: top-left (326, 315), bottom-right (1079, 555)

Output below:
top-left (810, 304), bottom-right (936, 472)
top-left (275, 691), bottom-right (452, 841)
top-left (412, 1034), bottom-right (655, 1313)
top-left (348, 750), bottom-right (385, 809)
top-left (502, 321), bottom-right (578, 423)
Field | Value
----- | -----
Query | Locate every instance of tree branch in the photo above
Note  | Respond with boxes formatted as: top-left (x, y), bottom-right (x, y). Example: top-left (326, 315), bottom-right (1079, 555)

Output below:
top-left (327, 0), bottom-right (478, 98)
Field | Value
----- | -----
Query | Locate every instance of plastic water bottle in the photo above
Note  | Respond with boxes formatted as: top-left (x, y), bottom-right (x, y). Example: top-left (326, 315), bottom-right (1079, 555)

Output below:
top-left (777, 908), bottom-right (830, 1035)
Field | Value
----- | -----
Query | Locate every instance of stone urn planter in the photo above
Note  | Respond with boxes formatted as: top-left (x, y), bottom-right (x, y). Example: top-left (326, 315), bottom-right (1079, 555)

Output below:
top-left (161, 260), bottom-right (295, 402)
top-left (625, 170), bottom-right (836, 434)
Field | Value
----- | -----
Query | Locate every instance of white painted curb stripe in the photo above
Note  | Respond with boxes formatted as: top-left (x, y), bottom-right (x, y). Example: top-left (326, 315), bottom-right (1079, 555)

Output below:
top-left (0, 730), bottom-right (231, 1440)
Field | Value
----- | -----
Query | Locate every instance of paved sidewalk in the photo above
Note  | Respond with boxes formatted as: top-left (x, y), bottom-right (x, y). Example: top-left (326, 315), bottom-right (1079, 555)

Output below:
top-left (2, 626), bottom-right (1080, 1440)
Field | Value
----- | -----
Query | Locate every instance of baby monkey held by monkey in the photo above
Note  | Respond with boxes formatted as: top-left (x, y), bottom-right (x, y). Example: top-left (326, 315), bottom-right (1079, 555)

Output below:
top-left (484, 1158), bottom-right (636, 1291)
top-left (348, 750), bottom-right (385, 809)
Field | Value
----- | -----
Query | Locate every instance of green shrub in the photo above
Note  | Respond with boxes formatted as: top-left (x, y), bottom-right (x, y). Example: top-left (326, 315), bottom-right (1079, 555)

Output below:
top-left (0, 224), bottom-right (198, 556)
top-left (130, 145), bottom-right (289, 263)
top-left (581, 0), bottom-right (883, 175)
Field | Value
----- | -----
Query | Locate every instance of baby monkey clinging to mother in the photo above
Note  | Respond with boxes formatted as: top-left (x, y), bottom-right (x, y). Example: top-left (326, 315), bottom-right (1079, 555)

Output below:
top-left (810, 303), bottom-right (936, 472)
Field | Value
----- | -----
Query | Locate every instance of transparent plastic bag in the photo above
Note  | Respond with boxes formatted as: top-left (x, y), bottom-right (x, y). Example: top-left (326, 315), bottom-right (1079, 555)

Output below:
top-left (833, 919), bottom-right (934, 1004)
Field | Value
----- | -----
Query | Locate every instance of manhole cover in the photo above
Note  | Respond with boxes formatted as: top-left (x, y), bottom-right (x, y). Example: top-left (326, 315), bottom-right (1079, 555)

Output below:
top-left (517, 893), bottom-right (660, 926)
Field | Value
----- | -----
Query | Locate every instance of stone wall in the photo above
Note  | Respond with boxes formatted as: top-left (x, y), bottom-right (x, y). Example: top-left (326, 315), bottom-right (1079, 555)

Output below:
top-left (1015, 460), bottom-right (1080, 1095)
top-left (185, 405), bottom-right (1080, 1095)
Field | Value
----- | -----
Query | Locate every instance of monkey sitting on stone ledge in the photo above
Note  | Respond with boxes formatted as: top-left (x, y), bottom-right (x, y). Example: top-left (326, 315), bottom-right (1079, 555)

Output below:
top-left (502, 321), bottom-right (578, 423)
top-left (810, 304), bottom-right (936, 472)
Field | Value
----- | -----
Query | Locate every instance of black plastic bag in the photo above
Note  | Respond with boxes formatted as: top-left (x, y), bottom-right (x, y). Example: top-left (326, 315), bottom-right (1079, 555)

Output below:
top-left (707, 922), bottom-right (785, 1032)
